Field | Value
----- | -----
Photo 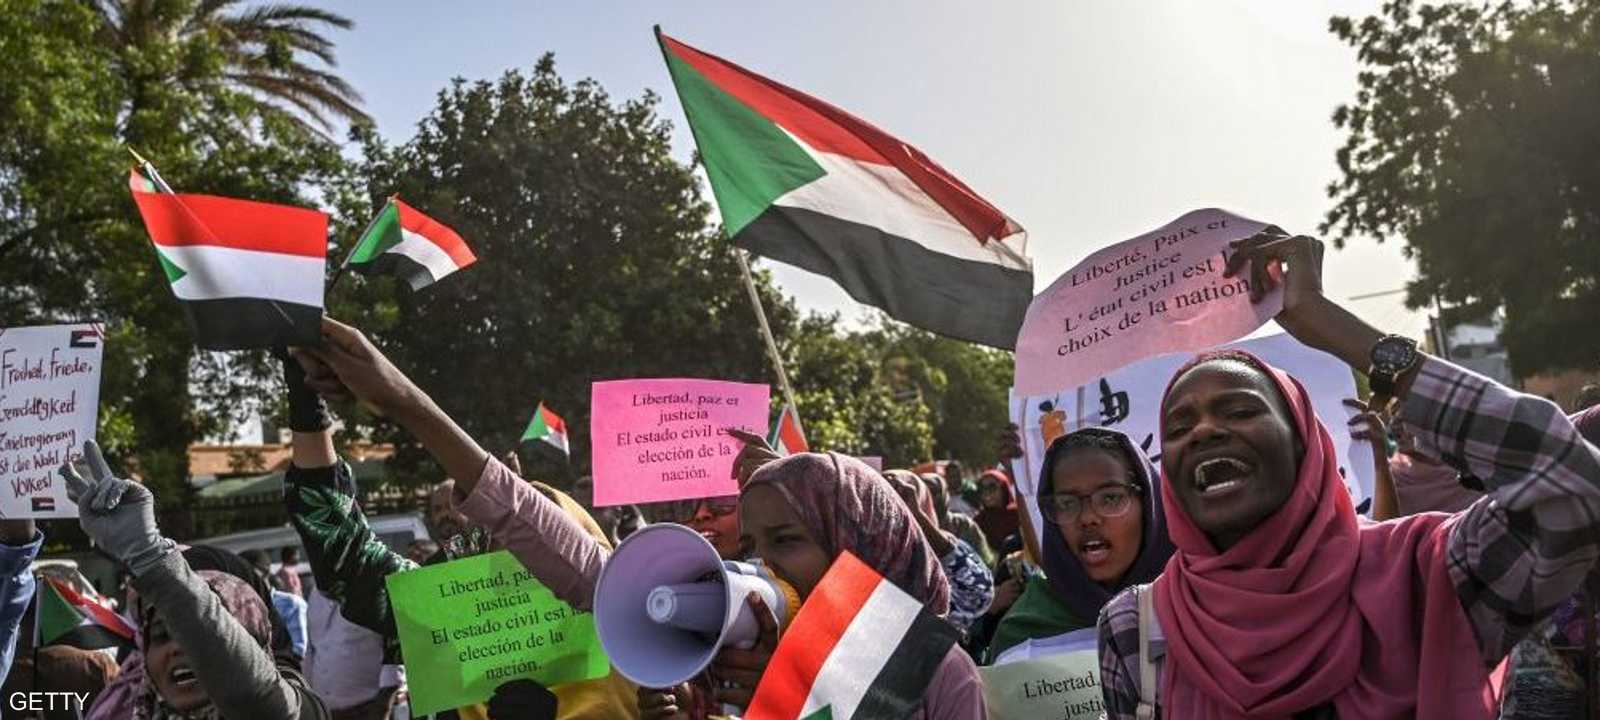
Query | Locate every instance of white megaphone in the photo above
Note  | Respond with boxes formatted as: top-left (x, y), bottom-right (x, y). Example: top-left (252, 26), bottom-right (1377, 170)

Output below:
top-left (594, 523), bottom-right (798, 689)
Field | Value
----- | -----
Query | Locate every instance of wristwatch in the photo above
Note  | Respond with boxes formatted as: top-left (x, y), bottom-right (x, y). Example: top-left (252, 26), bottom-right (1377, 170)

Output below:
top-left (1368, 335), bottom-right (1420, 397)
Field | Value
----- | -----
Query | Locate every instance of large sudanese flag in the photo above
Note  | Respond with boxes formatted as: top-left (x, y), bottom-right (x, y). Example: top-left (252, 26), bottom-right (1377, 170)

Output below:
top-left (128, 169), bottom-right (328, 350)
top-left (744, 552), bottom-right (960, 720)
top-left (656, 29), bottom-right (1033, 350)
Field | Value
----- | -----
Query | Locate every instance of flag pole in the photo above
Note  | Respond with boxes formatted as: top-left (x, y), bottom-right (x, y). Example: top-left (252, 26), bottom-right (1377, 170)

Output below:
top-left (654, 25), bottom-right (800, 414)
top-left (735, 249), bottom-right (800, 413)
top-left (328, 195), bottom-right (394, 294)
top-left (127, 146), bottom-right (297, 329)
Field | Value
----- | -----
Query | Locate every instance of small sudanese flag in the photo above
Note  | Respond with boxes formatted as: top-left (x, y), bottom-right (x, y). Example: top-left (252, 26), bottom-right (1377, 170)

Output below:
top-left (521, 402), bottom-right (570, 456)
top-left (770, 404), bottom-right (808, 456)
top-left (128, 169), bottom-right (328, 350)
top-left (36, 576), bottom-right (135, 651)
top-left (346, 197), bottom-right (476, 291)
top-left (657, 30), bottom-right (1032, 350)
top-left (744, 552), bottom-right (960, 720)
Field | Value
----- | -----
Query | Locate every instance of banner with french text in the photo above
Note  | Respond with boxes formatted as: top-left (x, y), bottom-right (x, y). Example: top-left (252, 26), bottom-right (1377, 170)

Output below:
top-left (1013, 208), bottom-right (1280, 396)
top-left (0, 323), bottom-right (104, 518)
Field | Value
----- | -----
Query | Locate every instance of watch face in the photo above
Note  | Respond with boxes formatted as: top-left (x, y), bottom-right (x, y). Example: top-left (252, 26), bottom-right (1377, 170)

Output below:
top-left (1373, 337), bottom-right (1417, 370)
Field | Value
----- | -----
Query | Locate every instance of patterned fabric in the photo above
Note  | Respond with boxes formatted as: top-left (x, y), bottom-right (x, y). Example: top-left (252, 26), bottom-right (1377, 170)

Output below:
top-left (1097, 357), bottom-right (1600, 719)
top-left (285, 461), bottom-right (419, 661)
top-left (944, 512), bottom-right (994, 568)
top-left (0, 529), bottom-right (41, 687)
top-left (940, 538), bottom-right (993, 634)
top-left (745, 452), bottom-right (952, 616)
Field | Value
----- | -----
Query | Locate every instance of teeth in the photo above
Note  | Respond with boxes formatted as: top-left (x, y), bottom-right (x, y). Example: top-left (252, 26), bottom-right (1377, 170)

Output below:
top-left (172, 667), bottom-right (196, 684)
top-left (1194, 458), bottom-right (1250, 490)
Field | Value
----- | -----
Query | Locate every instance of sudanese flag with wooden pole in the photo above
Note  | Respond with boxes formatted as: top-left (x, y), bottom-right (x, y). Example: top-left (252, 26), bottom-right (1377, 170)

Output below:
top-left (656, 29), bottom-right (1033, 350)
top-left (128, 167), bottom-right (327, 350)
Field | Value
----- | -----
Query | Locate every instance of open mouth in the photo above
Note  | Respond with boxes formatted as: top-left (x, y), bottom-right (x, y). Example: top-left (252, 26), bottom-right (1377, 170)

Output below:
top-left (170, 665), bottom-right (197, 687)
top-left (1078, 538), bottom-right (1112, 565)
top-left (1193, 457), bottom-right (1252, 496)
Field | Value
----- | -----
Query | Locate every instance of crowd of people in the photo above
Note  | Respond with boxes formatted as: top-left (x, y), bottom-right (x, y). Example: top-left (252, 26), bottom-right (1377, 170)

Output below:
top-left (3, 232), bottom-right (1600, 719)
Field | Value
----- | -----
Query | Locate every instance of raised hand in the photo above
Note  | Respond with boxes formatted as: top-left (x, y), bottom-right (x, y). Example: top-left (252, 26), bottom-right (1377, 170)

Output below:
top-left (1223, 226), bottom-right (1326, 325)
top-left (59, 440), bottom-right (174, 576)
top-left (727, 428), bottom-right (781, 487)
top-left (290, 316), bottom-right (422, 418)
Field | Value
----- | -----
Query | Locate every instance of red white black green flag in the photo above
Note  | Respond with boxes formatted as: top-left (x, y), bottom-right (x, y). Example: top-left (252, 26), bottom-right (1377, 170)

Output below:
top-left (745, 552), bottom-right (959, 720)
top-left (656, 30), bottom-right (1032, 350)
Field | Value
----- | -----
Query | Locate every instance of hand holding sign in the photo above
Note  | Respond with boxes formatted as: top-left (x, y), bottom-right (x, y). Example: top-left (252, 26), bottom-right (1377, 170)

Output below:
top-left (1223, 228), bottom-right (1326, 323)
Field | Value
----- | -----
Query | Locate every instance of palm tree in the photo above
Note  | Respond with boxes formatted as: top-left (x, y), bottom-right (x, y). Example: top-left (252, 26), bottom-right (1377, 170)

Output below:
top-left (94, 0), bottom-right (369, 137)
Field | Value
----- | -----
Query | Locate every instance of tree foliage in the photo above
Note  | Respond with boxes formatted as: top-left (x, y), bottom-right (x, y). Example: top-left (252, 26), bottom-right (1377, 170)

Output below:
top-left (0, 0), bottom-right (358, 533)
top-left (326, 56), bottom-right (806, 488)
top-left (1326, 0), bottom-right (1600, 376)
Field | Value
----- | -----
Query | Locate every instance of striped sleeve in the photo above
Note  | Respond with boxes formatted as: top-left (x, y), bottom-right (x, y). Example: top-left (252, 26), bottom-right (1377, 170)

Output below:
top-left (1398, 357), bottom-right (1600, 663)
top-left (1096, 587), bottom-right (1147, 720)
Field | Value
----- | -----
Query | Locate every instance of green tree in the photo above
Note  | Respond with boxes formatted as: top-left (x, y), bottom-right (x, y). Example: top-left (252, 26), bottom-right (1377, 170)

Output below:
top-left (868, 319), bottom-right (1012, 469)
top-left (325, 55), bottom-right (804, 488)
top-left (1326, 0), bottom-right (1600, 376)
top-left (782, 315), bottom-right (935, 468)
top-left (0, 0), bottom-right (360, 536)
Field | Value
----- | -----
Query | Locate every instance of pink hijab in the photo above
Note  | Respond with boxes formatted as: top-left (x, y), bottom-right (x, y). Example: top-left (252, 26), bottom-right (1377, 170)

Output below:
top-left (1151, 351), bottom-right (1496, 719)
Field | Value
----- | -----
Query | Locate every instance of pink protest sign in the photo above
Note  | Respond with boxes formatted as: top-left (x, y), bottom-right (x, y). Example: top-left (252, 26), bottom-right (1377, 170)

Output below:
top-left (1013, 209), bottom-right (1281, 396)
top-left (590, 379), bottom-right (770, 507)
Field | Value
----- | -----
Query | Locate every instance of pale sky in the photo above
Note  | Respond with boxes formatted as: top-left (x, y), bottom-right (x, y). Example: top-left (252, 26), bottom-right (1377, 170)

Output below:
top-left (324, 0), bottom-right (1427, 339)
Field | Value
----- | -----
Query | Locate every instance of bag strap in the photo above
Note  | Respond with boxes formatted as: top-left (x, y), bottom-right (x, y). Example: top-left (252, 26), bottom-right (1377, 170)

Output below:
top-left (1136, 585), bottom-right (1158, 720)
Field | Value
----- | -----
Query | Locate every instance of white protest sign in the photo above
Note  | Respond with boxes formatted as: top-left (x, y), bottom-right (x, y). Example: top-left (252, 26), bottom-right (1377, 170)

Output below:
top-left (980, 643), bottom-right (1105, 720)
top-left (1014, 209), bottom-right (1280, 396)
top-left (0, 324), bottom-right (103, 518)
top-left (1009, 333), bottom-right (1377, 535)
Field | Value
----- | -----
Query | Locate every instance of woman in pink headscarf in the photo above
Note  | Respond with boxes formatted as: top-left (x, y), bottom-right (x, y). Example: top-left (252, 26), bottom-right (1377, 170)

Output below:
top-left (706, 452), bottom-right (984, 719)
top-left (1096, 229), bottom-right (1600, 719)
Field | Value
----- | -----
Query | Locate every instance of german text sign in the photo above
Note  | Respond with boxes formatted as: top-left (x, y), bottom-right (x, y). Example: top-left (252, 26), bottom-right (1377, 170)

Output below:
top-left (1014, 209), bottom-right (1280, 395)
top-left (386, 551), bottom-right (609, 715)
top-left (0, 324), bottom-right (103, 518)
top-left (590, 379), bottom-right (769, 506)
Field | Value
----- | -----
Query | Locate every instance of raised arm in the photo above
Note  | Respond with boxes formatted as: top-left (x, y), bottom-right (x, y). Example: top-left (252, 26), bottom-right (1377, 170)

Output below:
top-left (292, 317), bottom-right (610, 610)
top-left (279, 353), bottom-right (416, 641)
top-left (63, 442), bottom-right (326, 720)
top-left (0, 519), bottom-right (41, 686)
top-left (1229, 230), bottom-right (1600, 663)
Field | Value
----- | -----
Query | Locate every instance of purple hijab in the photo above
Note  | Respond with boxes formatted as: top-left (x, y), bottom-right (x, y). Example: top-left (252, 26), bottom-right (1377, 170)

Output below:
top-left (744, 452), bottom-right (951, 616)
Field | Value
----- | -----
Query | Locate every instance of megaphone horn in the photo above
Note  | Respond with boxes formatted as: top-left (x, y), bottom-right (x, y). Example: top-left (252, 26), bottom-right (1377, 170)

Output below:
top-left (594, 523), bottom-right (798, 689)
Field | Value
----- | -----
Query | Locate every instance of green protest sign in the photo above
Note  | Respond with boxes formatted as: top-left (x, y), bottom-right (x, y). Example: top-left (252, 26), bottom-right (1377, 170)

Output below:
top-left (978, 649), bottom-right (1104, 720)
top-left (386, 550), bottom-right (609, 715)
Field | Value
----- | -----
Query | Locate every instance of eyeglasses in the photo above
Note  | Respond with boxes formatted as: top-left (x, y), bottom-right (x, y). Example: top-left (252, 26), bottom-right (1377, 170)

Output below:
top-left (1040, 485), bottom-right (1140, 524)
top-left (663, 495), bottom-right (740, 523)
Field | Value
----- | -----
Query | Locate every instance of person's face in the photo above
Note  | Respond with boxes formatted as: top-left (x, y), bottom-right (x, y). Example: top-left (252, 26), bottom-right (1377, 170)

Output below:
top-left (919, 474), bottom-right (949, 521)
top-left (739, 484), bottom-right (830, 599)
top-left (685, 496), bottom-right (743, 559)
top-left (979, 476), bottom-right (1006, 509)
top-left (427, 481), bottom-right (469, 540)
top-left (1161, 361), bottom-right (1300, 550)
top-left (142, 610), bottom-right (208, 713)
top-left (1049, 450), bottom-right (1144, 585)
